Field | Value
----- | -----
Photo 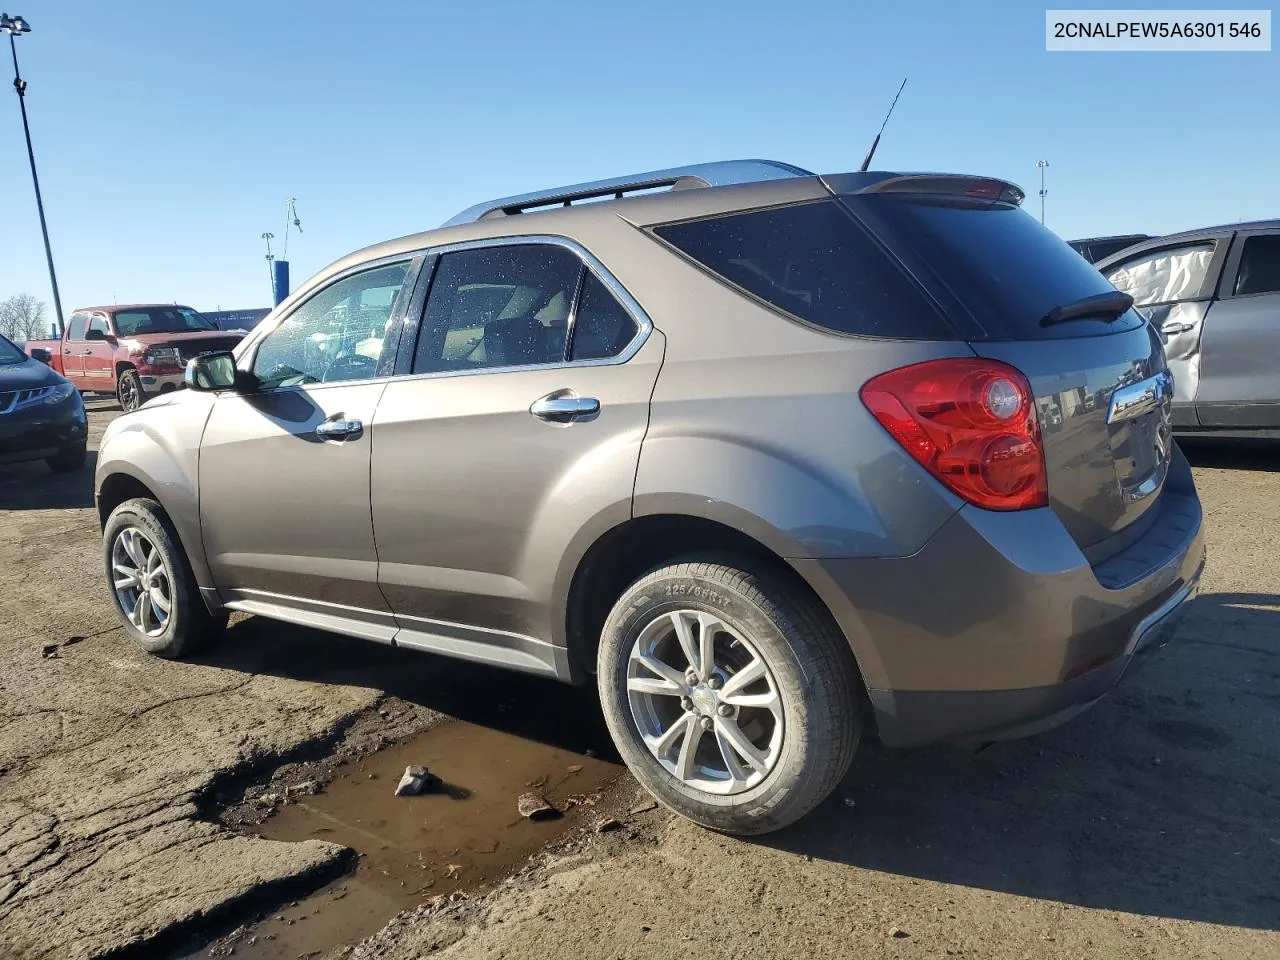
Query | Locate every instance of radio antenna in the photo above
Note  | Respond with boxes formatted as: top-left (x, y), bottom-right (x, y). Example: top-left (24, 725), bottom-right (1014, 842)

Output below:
top-left (859, 77), bottom-right (908, 172)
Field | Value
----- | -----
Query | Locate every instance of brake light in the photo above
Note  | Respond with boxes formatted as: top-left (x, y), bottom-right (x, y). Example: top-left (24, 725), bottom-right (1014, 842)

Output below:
top-left (861, 358), bottom-right (1048, 511)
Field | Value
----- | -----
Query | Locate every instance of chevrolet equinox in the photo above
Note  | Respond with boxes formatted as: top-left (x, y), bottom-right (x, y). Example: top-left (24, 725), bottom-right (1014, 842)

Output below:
top-left (95, 160), bottom-right (1205, 834)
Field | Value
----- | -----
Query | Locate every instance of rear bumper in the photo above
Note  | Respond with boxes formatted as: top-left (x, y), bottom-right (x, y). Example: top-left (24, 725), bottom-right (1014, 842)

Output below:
top-left (793, 446), bottom-right (1205, 747)
top-left (864, 560), bottom-right (1201, 746)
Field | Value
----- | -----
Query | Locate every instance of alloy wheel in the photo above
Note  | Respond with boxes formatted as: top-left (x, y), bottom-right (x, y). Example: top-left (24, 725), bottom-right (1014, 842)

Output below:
top-left (626, 609), bottom-right (784, 795)
top-left (111, 527), bottom-right (172, 637)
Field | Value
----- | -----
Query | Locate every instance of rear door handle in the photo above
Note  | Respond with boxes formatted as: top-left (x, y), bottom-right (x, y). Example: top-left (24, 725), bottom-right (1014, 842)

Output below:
top-left (315, 415), bottom-right (364, 441)
top-left (1159, 320), bottom-right (1194, 336)
top-left (530, 391), bottom-right (600, 423)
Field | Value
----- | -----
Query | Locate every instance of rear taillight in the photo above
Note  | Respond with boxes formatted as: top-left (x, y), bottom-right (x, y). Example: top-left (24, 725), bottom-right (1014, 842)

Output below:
top-left (861, 358), bottom-right (1048, 511)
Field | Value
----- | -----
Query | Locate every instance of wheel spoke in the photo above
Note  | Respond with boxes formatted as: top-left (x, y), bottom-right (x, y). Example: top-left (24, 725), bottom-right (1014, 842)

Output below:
top-left (635, 653), bottom-right (689, 691)
top-left (697, 614), bottom-right (718, 682)
top-left (670, 612), bottom-right (699, 674)
top-left (122, 530), bottom-right (144, 567)
top-left (113, 562), bottom-right (140, 591)
top-left (675, 718), bottom-right (705, 781)
top-left (626, 675), bottom-right (683, 697)
top-left (719, 658), bottom-right (766, 699)
top-left (721, 689), bottom-right (780, 711)
top-left (715, 715), bottom-right (768, 772)
top-left (149, 586), bottom-right (171, 616)
top-left (145, 544), bottom-right (162, 575)
top-left (653, 712), bottom-right (693, 757)
top-left (133, 591), bottom-right (152, 632)
top-left (714, 724), bottom-right (749, 785)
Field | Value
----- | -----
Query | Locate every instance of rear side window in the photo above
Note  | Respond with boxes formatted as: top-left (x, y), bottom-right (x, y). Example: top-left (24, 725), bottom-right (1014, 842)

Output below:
top-left (1104, 242), bottom-right (1217, 306)
top-left (569, 273), bottom-right (638, 361)
top-left (652, 200), bottom-right (952, 339)
top-left (1233, 235), bottom-right (1280, 296)
top-left (851, 196), bottom-right (1147, 340)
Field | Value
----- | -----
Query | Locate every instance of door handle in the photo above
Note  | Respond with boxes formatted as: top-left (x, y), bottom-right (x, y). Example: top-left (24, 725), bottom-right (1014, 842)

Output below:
top-left (1159, 320), bottom-right (1194, 336)
top-left (315, 415), bottom-right (364, 441)
top-left (530, 391), bottom-right (600, 423)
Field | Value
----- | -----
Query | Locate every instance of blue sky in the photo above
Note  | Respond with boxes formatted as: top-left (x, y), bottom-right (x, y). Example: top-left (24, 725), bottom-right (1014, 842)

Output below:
top-left (1, 1), bottom-right (1275, 322)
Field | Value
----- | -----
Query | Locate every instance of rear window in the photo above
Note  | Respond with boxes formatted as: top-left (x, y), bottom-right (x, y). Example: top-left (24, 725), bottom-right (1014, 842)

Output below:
top-left (652, 200), bottom-right (953, 339)
top-left (850, 196), bottom-right (1147, 340)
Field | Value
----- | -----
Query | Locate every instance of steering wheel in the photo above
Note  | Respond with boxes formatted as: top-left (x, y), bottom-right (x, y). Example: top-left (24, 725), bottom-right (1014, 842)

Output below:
top-left (322, 353), bottom-right (377, 382)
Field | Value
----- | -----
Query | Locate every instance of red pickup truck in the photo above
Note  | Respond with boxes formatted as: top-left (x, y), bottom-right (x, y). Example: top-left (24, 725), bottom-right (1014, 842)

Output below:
top-left (25, 304), bottom-right (246, 412)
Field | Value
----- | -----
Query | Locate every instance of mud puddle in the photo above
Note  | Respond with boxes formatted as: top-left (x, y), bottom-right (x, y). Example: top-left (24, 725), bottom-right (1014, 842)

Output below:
top-left (177, 719), bottom-right (622, 959)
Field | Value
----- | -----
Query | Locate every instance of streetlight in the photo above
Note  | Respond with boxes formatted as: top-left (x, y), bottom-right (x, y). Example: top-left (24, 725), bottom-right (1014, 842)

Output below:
top-left (2, 12), bottom-right (65, 335)
top-left (1036, 159), bottom-right (1050, 226)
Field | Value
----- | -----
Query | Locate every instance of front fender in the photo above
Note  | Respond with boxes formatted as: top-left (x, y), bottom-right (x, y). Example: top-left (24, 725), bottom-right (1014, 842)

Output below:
top-left (96, 394), bottom-right (217, 593)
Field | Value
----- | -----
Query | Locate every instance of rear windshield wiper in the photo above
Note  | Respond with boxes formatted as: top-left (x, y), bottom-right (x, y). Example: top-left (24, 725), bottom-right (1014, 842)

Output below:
top-left (1040, 291), bottom-right (1134, 328)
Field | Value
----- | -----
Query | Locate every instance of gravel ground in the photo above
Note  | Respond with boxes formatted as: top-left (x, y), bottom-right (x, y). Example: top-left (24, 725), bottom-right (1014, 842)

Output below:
top-left (1, 404), bottom-right (1277, 959)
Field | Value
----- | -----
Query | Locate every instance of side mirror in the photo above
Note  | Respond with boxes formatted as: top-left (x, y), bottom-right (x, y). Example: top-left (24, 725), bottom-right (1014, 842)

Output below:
top-left (185, 351), bottom-right (244, 392)
top-left (84, 328), bottom-right (106, 342)
top-left (29, 347), bottom-right (52, 364)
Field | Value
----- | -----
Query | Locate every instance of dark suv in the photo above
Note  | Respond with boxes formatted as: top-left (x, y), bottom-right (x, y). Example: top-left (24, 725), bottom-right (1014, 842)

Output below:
top-left (96, 161), bottom-right (1204, 834)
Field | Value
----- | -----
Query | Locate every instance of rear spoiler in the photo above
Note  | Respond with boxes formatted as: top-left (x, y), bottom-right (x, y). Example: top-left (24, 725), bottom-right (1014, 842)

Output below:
top-left (826, 173), bottom-right (1025, 206)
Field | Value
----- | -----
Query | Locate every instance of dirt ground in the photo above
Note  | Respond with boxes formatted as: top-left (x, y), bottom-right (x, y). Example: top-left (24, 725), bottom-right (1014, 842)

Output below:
top-left (1, 402), bottom-right (1277, 960)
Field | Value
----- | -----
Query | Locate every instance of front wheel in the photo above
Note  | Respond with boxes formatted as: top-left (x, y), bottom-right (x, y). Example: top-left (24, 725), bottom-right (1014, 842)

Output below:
top-left (103, 497), bottom-right (226, 658)
top-left (597, 558), bottom-right (861, 835)
top-left (117, 369), bottom-right (144, 412)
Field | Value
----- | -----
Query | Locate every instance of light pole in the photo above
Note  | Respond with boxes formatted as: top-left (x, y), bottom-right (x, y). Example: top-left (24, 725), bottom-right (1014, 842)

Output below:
top-left (1036, 159), bottom-right (1050, 226)
top-left (2, 12), bottom-right (64, 335)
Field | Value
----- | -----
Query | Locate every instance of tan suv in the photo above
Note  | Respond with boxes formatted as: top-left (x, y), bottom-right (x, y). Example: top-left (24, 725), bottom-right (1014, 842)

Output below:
top-left (96, 160), bottom-right (1204, 834)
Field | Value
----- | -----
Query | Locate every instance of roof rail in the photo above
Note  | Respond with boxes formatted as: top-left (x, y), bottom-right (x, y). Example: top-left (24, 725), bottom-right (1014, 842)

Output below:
top-left (441, 159), bottom-right (814, 228)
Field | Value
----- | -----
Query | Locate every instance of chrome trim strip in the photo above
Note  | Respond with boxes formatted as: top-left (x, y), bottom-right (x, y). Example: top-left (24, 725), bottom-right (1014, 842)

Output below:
top-left (1107, 370), bottom-right (1173, 424)
top-left (442, 159), bottom-right (815, 227)
top-left (1125, 557), bottom-right (1203, 657)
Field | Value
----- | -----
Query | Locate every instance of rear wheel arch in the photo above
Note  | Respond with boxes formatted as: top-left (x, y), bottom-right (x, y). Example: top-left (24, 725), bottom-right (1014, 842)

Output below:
top-left (563, 514), bottom-right (871, 704)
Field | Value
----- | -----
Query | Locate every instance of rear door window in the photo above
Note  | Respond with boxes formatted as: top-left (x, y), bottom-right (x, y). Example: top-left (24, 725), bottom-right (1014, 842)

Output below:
top-left (848, 195), bottom-right (1147, 340)
top-left (67, 313), bottom-right (89, 340)
top-left (1231, 234), bottom-right (1280, 296)
top-left (414, 244), bottom-right (585, 374)
top-left (1104, 242), bottom-right (1218, 306)
top-left (652, 200), bottom-right (953, 339)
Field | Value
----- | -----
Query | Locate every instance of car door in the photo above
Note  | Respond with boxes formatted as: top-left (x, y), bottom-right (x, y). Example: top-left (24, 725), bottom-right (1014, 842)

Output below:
top-left (370, 239), bottom-right (663, 672)
top-left (61, 312), bottom-right (89, 381)
top-left (1102, 236), bottom-right (1231, 427)
top-left (1195, 230), bottom-right (1280, 428)
top-left (83, 313), bottom-right (116, 392)
top-left (198, 256), bottom-right (420, 638)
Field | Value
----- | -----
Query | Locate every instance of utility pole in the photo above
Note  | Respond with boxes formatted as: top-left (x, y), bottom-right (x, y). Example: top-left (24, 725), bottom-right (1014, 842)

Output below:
top-left (1036, 159), bottom-right (1050, 225)
top-left (3, 13), bottom-right (65, 334)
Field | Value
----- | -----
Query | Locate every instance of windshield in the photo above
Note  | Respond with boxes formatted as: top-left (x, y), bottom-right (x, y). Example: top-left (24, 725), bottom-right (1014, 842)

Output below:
top-left (0, 334), bottom-right (27, 365)
top-left (114, 307), bottom-right (215, 336)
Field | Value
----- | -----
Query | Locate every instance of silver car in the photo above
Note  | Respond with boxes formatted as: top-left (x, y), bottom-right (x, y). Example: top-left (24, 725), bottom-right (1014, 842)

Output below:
top-left (96, 160), bottom-right (1205, 834)
top-left (1098, 220), bottom-right (1280, 438)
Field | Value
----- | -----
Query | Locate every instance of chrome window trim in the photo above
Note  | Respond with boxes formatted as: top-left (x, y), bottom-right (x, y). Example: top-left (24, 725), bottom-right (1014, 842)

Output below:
top-left (227, 235), bottom-right (653, 397)
top-left (395, 233), bottom-right (654, 384)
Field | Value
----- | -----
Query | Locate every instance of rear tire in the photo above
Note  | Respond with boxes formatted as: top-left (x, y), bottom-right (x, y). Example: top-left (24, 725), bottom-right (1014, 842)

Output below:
top-left (597, 557), bottom-right (861, 835)
top-left (46, 442), bottom-right (87, 473)
top-left (103, 497), bottom-right (227, 658)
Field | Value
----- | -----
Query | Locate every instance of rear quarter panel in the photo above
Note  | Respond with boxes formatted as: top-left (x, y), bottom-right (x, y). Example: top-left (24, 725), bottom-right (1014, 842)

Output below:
top-left (610, 226), bottom-right (968, 560)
